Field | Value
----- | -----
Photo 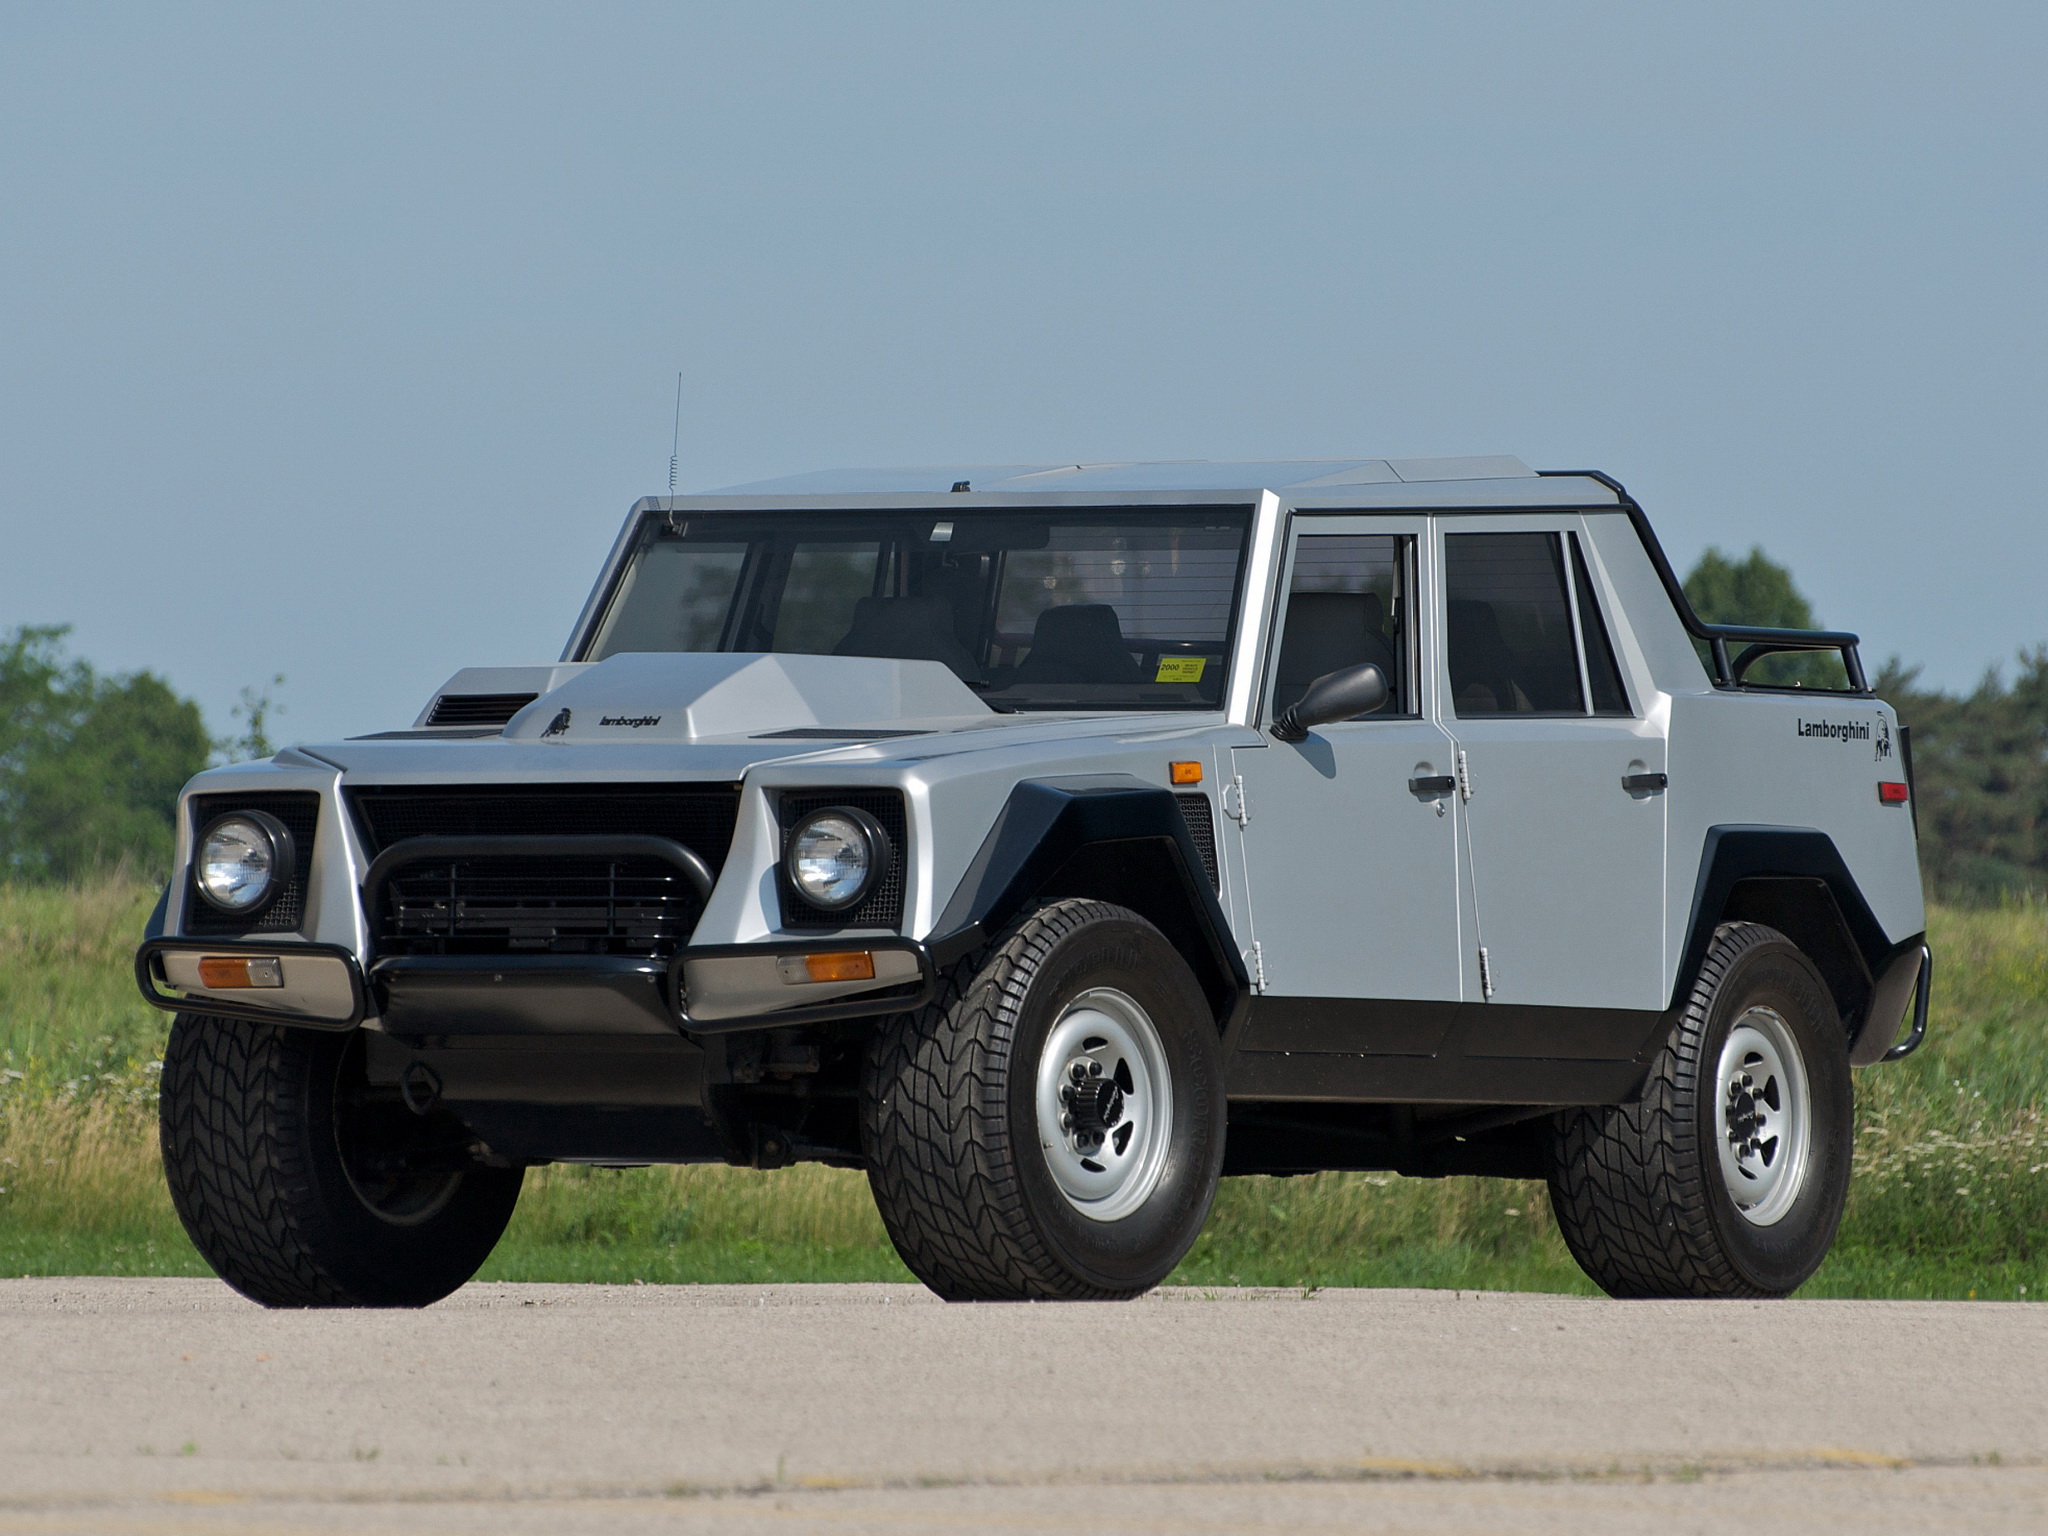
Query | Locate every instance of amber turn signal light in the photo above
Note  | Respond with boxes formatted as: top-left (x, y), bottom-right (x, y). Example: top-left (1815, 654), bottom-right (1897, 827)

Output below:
top-left (1169, 761), bottom-right (1203, 785)
top-left (805, 951), bottom-right (876, 983)
top-left (1878, 781), bottom-right (1911, 805)
top-left (196, 956), bottom-right (284, 989)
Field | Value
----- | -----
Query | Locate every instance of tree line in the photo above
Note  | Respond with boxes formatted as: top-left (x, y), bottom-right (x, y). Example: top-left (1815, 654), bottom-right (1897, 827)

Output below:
top-left (0, 627), bottom-right (269, 882)
top-left (2, 557), bottom-right (2043, 900)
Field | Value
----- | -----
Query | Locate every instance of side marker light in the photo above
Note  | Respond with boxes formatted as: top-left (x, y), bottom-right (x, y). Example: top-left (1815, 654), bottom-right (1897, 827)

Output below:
top-left (1169, 761), bottom-right (1204, 785)
top-left (1878, 781), bottom-right (1911, 805)
top-left (804, 951), bottom-right (876, 983)
top-left (197, 956), bottom-right (285, 989)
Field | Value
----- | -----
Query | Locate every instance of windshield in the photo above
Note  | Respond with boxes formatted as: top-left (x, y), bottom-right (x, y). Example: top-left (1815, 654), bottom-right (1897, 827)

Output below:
top-left (585, 508), bottom-right (1253, 711)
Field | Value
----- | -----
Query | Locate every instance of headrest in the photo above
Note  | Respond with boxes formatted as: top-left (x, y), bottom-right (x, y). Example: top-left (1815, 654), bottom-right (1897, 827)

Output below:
top-left (1016, 603), bottom-right (1142, 684)
top-left (834, 595), bottom-right (978, 678)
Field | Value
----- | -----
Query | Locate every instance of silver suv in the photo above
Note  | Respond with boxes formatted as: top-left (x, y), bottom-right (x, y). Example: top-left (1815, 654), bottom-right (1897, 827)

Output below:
top-left (138, 456), bottom-right (1930, 1305)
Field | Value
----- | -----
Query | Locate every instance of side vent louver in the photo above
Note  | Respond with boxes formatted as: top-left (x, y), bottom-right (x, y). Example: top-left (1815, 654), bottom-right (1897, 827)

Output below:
top-left (426, 692), bottom-right (539, 728)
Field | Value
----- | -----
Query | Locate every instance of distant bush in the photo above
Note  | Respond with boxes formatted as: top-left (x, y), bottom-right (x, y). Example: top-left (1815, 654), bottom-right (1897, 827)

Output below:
top-left (0, 626), bottom-right (211, 882)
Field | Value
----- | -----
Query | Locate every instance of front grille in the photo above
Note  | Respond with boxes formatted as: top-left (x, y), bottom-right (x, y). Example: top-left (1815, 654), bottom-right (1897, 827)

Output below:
top-left (776, 790), bottom-right (908, 930)
top-left (184, 792), bottom-right (321, 934)
top-left (1176, 792), bottom-right (1219, 890)
top-left (350, 784), bottom-right (742, 958)
top-left (426, 692), bottom-right (538, 727)
top-left (378, 853), bottom-right (703, 957)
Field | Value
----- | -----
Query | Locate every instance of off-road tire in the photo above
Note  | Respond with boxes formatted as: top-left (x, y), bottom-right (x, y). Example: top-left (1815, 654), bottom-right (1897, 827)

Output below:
top-left (159, 1014), bottom-right (523, 1307)
top-left (862, 899), bottom-right (1224, 1300)
top-left (1545, 922), bottom-right (1853, 1298)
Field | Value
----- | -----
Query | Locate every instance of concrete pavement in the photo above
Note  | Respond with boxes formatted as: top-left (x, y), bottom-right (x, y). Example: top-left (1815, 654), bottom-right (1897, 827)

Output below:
top-left (1, 1278), bottom-right (2042, 1531)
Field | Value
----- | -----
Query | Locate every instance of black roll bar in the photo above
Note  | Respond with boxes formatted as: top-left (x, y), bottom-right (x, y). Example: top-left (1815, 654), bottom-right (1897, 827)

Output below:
top-left (1539, 470), bottom-right (1871, 694)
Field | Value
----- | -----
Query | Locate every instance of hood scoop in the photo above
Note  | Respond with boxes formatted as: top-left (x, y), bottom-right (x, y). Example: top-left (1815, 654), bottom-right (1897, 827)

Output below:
top-left (500, 653), bottom-right (993, 744)
top-left (426, 691), bottom-right (539, 727)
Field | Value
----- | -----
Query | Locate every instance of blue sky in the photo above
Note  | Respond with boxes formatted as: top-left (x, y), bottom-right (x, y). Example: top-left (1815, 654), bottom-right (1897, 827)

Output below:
top-left (2, 3), bottom-right (2042, 745)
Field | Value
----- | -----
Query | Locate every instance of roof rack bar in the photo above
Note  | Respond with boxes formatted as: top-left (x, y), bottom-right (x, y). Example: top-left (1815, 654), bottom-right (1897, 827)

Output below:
top-left (1537, 470), bottom-right (1870, 695)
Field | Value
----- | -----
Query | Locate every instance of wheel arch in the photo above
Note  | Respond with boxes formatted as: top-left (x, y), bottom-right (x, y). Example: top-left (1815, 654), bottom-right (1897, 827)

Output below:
top-left (1674, 826), bottom-right (1925, 1065)
top-left (928, 776), bottom-right (1251, 1034)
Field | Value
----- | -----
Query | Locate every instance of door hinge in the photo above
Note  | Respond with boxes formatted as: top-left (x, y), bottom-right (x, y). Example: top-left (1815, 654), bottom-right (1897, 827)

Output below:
top-left (1456, 749), bottom-right (1473, 802)
top-left (1250, 941), bottom-right (1267, 993)
top-left (1222, 774), bottom-right (1251, 826)
top-left (1477, 945), bottom-right (1495, 1000)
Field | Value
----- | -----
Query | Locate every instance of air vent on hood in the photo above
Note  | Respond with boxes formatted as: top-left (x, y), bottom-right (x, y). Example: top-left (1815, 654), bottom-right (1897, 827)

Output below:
top-left (426, 692), bottom-right (539, 728)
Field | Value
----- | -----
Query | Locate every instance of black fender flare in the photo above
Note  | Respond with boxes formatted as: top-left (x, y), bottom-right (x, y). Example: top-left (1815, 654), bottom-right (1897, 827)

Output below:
top-left (1673, 825), bottom-right (1926, 1065)
top-left (928, 775), bottom-right (1251, 1036)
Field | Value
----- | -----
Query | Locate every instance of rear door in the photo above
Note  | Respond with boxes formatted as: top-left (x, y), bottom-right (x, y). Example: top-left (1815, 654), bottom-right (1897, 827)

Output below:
top-left (1435, 518), bottom-right (1668, 1026)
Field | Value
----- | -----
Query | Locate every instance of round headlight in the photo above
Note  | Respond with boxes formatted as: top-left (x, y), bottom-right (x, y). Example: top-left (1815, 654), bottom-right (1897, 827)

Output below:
top-left (195, 811), bottom-right (295, 915)
top-left (786, 807), bottom-right (890, 912)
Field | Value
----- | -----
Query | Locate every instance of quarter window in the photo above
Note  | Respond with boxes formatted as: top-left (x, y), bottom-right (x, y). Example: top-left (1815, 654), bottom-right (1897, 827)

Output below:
top-left (1571, 536), bottom-right (1633, 717)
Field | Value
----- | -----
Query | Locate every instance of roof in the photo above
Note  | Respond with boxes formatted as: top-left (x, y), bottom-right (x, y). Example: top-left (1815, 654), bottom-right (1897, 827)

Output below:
top-left (712, 456), bottom-right (1541, 497)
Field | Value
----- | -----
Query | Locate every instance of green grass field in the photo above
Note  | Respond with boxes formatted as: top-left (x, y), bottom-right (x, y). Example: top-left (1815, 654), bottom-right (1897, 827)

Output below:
top-left (3, 877), bottom-right (2043, 1296)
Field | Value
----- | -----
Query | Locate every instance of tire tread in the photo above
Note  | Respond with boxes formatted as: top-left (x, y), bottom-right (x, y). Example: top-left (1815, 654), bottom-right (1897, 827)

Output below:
top-left (862, 899), bottom-right (1147, 1301)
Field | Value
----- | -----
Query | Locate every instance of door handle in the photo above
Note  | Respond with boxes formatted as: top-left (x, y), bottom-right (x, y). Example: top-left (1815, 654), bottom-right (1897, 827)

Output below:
top-left (1622, 772), bottom-right (1668, 794)
top-left (1408, 774), bottom-right (1455, 797)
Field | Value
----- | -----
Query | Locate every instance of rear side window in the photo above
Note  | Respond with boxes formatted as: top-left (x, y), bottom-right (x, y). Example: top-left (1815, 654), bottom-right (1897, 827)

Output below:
top-left (1444, 533), bottom-right (1584, 715)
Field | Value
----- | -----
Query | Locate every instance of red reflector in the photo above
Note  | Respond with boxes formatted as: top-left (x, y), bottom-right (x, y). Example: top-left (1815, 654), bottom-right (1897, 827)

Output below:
top-left (1878, 781), bottom-right (1911, 805)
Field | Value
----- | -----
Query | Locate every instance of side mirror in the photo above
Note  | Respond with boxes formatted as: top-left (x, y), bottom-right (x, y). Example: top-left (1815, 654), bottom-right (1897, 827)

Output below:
top-left (1270, 663), bottom-right (1389, 742)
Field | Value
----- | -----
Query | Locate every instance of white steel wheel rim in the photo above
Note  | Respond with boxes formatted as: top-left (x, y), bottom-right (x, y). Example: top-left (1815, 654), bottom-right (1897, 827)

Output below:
top-left (1714, 1007), bottom-right (1812, 1227)
top-left (1035, 988), bottom-right (1174, 1223)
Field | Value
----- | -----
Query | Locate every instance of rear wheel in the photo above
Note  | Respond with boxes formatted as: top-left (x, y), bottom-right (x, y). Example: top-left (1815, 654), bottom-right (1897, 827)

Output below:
top-left (1545, 922), bottom-right (1852, 1298)
top-left (160, 1014), bottom-right (522, 1307)
top-left (862, 899), bottom-right (1224, 1300)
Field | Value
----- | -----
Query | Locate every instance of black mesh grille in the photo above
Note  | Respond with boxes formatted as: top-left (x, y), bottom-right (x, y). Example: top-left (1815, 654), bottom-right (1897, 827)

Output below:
top-left (350, 784), bottom-right (741, 958)
top-left (184, 792), bottom-right (322, 934)
top-left (776, 790), bottom-right (908, 930)
top-left (425, 692), bottom-right (538, 727)
top-left (376, 853), bottom-right (705, 957)
top-left (1176, 792), bottom-right (1219, 890)
top-left (348, 784), bottom-right (742, 867)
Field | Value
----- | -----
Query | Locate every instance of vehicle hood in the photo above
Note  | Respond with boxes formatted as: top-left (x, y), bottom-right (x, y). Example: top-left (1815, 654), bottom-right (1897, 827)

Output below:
top-left (282, 653), bottom-right (1222, 781)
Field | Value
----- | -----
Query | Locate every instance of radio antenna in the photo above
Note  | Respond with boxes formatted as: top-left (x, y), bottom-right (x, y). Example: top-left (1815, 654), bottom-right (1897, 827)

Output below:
top-left (668, 371), bottom-right (683, 497)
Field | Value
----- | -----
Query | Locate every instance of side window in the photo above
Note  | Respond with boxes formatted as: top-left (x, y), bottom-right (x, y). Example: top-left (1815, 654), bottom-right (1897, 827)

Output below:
top-left (1273, 533), bottom-right (1411, 716)
top-left (1443, 532), bottom-right (1584, 715)
top-left (1570, 535), bottom-right (1632, 716)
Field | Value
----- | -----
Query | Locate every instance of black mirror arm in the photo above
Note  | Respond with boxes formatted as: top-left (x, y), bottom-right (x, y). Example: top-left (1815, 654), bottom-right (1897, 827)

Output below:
top-left (1268, 663), bottom-right (1389, 743)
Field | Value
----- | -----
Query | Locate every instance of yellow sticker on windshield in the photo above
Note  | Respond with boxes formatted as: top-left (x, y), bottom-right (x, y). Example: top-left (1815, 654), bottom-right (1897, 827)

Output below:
top-left (1155, 657), bottom-right (1207, 683)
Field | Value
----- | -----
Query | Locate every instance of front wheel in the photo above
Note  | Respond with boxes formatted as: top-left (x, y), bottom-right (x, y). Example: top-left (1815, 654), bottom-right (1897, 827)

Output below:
top-left (160, 1014), bottom-right (523, 1307)
top-left (862, 899), bottom-right (1225, 1300)
top-left (1546, 922), bottom-right (1853, 1298)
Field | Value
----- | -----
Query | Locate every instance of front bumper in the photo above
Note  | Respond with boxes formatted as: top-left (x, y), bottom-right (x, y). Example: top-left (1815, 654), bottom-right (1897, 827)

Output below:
top-left (137, 938), bottom-right (368, 1031)
top-left (136, 936), bottom-right (934, 1037)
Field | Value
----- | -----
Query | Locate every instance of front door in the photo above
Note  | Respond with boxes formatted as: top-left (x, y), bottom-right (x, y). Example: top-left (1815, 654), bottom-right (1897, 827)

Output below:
top-left (1436, 518), bottom-right (1668, 1035)
top-left (1230, 517), bottom-right (1468, 1054)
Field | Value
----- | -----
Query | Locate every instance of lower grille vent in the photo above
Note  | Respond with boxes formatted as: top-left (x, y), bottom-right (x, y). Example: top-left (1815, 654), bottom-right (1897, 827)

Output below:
top-left (378, 854), bottom-right (703, 957)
